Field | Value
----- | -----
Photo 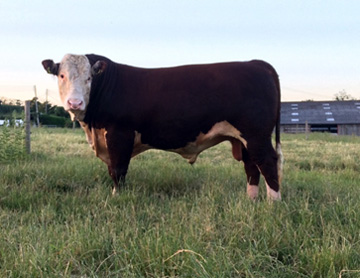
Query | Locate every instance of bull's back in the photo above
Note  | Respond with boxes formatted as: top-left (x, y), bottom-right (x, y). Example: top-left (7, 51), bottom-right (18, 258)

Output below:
top-left (127, 60), bottom-right (279, 149)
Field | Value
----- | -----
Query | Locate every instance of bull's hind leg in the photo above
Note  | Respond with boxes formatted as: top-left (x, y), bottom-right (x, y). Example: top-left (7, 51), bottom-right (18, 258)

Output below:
top-left (242, 148), bottom-right (261, 200)
top-left (246, 139), bottom-right (281, 201)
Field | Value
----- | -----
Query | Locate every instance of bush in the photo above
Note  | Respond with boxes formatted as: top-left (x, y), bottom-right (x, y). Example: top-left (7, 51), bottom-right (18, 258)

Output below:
top-left (39, 114), bottom-right (73, 127)
top-left (0, 104), bottom-right (23, 118)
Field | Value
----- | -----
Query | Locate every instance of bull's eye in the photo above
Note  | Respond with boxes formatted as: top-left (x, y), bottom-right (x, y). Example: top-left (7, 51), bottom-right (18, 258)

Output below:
top-left (60, 74), bottom-right (65, 79)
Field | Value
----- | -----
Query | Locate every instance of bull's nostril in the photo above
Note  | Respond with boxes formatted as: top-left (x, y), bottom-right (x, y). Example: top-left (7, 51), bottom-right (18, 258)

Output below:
top-left (68, 99), bottom-right (83, 110)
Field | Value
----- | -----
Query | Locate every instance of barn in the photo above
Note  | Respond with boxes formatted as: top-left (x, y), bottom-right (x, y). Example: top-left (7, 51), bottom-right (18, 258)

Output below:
top-left (280, 100), bottom-right (360, 136)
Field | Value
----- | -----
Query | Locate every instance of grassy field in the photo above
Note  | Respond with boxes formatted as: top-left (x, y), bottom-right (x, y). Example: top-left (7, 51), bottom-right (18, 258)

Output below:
top-left (1, 128), bottom-right (360, 277)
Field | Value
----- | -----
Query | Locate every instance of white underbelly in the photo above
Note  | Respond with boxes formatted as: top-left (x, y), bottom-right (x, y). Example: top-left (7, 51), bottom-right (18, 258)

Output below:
top-left (170, 121), bottom-right (246, 163)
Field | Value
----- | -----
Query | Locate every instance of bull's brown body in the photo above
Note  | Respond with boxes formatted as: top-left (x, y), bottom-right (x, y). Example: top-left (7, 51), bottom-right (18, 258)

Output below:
top-left (42, 54), bottom-right (283, 200)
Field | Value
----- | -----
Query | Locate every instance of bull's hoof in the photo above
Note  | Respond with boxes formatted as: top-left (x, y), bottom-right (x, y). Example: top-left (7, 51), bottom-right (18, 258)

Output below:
top-left (266, 185), bottom-right (281, 201)
top-left (247, 184), bottom-right (259, 200)
top-left (112, 186), bottom-right (119, 195)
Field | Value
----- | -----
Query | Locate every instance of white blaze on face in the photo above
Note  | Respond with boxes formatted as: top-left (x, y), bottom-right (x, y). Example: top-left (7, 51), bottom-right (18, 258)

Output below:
top-left (58, 54), bottom-right (92, 121)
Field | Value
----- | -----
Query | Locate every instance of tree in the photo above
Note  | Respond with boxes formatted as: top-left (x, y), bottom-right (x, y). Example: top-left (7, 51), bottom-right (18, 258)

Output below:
top-left (50, 106), bottom-right (69, 118)
top-left (334, 90), bottom-right (354, 101)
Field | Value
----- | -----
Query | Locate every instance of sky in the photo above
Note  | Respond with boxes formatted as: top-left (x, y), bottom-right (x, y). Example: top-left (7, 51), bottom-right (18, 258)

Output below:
top-left (0, 0), bottom-right (359, 105)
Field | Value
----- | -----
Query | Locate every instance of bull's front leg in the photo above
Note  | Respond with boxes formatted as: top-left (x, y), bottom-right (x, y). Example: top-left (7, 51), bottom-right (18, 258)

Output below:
top-left (105, 127), bottom-right (135, 195)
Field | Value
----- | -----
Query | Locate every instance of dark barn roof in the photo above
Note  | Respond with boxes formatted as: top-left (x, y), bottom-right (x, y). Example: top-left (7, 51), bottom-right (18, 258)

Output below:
top-left (281, 101), bottom-right (360, 125)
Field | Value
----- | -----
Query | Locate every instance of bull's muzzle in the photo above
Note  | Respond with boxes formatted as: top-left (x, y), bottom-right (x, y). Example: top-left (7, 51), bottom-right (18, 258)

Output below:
top-left (67, 99), bottom-right (83, 110)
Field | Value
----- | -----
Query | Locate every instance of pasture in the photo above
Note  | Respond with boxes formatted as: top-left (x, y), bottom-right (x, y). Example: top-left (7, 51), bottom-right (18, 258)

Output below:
top-left (1, 128), bottom-right (360, 277)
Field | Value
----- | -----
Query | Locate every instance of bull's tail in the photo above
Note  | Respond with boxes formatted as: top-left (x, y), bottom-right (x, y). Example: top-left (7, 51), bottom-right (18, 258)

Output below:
top-left (276, 119), bottom-right (283, 184)
top-left (274, 72), bottom-right (283, 185)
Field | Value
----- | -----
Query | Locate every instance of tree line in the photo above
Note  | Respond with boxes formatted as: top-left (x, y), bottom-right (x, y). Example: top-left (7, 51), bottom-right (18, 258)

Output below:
top-left (0, 97), bottom-right (74, 127)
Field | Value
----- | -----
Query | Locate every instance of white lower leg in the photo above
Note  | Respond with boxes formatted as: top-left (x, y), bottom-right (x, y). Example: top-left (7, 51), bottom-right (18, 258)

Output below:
top-left (247, 184), bottom-right (259, 200)
top-left (112, 184), bottom-right (120, 195)
top-left (266, 183), bottom-right (281, 201)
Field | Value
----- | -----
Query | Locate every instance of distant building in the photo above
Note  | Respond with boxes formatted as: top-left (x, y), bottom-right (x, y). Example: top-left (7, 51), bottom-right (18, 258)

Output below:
top-left (280, 101), bottom-right (360, 136)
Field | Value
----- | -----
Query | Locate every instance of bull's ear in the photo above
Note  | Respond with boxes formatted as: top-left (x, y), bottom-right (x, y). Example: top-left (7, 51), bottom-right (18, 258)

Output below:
top-left (91, 60), bottom-right (107, 76)
top-left (42, 60), bottom-right (59, 76)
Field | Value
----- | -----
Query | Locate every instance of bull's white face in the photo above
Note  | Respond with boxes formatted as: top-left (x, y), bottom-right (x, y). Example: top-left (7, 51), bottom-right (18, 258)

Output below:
top-left (57, 54), bottom-right (92, 121)
top-left (43, 54), bottom-right (107, 121)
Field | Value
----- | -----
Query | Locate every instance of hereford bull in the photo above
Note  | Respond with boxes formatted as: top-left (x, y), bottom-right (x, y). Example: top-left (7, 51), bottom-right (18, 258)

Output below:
top-left (42, 54), bottom-right (283, 200)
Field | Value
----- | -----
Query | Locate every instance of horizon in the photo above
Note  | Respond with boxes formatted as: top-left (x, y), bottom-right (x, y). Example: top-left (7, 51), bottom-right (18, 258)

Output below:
top-left (2, 94), bottom-right (359, 107)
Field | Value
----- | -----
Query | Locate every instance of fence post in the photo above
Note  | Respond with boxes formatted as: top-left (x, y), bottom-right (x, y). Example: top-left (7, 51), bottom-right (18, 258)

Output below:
top-left (33, 85), bottom-right (40, 126)
top-left (25, 100), bottom-right (31, 154)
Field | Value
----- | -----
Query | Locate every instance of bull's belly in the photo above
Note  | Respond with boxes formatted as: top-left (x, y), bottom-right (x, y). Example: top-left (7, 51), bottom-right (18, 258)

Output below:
top-left (80, 120), bottom-right (246, 166)
top-left (135, 120), bottom-right (246, 163)
top-left (169, 121), bottom-right (246, 163)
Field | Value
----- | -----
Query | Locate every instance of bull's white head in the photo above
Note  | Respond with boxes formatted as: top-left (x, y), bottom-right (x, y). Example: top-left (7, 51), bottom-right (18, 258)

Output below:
top-left (42, 54), bottom-right (106, 121)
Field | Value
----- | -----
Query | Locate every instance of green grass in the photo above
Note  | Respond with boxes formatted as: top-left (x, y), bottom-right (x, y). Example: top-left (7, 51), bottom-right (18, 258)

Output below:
top-left (0, 120), bottom-right (26, 163)
top-left (1, 129), bottom-right (360, 277)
